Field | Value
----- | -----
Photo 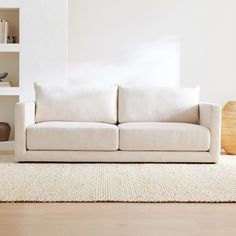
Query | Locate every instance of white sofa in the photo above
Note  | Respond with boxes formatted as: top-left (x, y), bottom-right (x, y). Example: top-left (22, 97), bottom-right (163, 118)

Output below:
top-left (15, 84), bottom-right (221, 163)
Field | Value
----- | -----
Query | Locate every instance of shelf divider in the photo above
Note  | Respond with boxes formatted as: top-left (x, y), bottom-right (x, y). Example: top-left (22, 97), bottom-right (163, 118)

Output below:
top-left (0, 87), bottom-right (20, 96)
top-left (0, 140), bottom-right (14, 151)
top-left (0, 44), bottom-right (20, 52)
top-left (0, 1), bottom-right (19, 9)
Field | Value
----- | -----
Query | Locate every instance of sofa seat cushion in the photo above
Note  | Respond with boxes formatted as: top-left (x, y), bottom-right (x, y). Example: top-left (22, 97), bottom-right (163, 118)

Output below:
top-left (119, 122), bottom-right (210, 151)
top-left (27, 122), bottom-right (118, 151)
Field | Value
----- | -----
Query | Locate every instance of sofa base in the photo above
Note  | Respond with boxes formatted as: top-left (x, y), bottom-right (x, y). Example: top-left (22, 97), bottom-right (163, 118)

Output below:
top-left (16, 151), bottom-right (218, 163)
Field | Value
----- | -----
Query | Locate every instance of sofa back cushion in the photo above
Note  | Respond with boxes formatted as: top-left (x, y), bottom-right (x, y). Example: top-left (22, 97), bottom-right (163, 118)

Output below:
top-left (35, 84), bottom-right (118, 124)
top-left (118, 86), bottom-right (200, 124)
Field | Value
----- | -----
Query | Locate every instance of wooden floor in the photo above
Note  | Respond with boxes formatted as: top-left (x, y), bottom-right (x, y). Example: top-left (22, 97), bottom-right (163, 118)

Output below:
top-left (0, 203), bottom-right (235, 236)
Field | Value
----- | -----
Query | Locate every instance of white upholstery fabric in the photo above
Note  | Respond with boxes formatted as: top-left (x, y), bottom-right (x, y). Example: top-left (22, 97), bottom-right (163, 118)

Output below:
top-left (17, 151), bottom-right (213, 163)
top-left (119, 86), bottom-right (200, 124)
top-left (27, 122), bottom-right (119, 151)
top-left (15, 102), bottom-right (35, 156)
top-left (200, 103), bottom-right (222, 162)
top-left (119, 122), bottom-right (210, 151)
top-left (35, 84), bottom-right (118, 124)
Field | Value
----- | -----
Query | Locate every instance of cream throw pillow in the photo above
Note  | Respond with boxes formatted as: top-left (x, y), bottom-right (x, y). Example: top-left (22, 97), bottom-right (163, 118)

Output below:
top-left (35, 83), bottom-right (118, 124)
top-left (119, 86), bottom-right (200, 124)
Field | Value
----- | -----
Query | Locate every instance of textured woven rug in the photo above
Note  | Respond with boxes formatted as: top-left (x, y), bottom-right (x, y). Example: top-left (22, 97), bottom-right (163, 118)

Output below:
top-left (0, 154), bottom-right (235, 202)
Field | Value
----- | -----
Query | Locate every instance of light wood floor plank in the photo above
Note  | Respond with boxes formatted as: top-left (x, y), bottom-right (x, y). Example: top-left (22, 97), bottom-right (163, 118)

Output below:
top-left (0, 203), bottom-right (235, 236)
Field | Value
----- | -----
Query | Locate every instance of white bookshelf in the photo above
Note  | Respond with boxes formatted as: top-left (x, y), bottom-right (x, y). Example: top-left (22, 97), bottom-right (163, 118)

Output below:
top-left (0, 5), bottom-right (19, 151)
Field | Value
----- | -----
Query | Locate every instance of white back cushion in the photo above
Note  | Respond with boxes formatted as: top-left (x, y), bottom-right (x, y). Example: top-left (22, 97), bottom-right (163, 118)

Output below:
top-left (35, 84), bottom-right (118, 124)
top-left (119, 86), bottom-right (200, 124)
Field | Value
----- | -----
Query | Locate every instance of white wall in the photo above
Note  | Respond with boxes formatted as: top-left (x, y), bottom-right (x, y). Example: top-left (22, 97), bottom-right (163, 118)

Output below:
top-left (20, 0), bottom-right (68, 101)
top-left (69, 0), bottom-right (236, 104)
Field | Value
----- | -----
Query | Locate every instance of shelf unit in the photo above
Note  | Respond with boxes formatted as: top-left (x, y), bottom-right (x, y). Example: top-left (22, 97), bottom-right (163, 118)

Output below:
top-left (0, 4), bottom-right (19, 151)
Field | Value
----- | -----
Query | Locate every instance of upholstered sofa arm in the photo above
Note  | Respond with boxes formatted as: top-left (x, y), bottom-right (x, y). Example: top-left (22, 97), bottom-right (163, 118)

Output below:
top-left (199, 102), bottom-right (221, 162)
top-left (15, 102), bottom-right (35, 158)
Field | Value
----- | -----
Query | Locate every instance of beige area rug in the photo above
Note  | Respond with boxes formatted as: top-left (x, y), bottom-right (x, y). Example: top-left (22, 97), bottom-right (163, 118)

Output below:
top-left (0, 154), bottom-right (236, 203)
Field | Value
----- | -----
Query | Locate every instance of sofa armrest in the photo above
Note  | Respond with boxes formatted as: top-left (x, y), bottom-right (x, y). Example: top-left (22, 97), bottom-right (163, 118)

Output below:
top-left (199, 102), bottom-right (221, 161)
top-left (15, 102), bottom-right (35, 158)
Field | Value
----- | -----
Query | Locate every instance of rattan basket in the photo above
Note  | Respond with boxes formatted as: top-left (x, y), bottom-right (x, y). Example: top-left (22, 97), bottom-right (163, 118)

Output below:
top-left (222, 101), bottom-right (236, 154)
